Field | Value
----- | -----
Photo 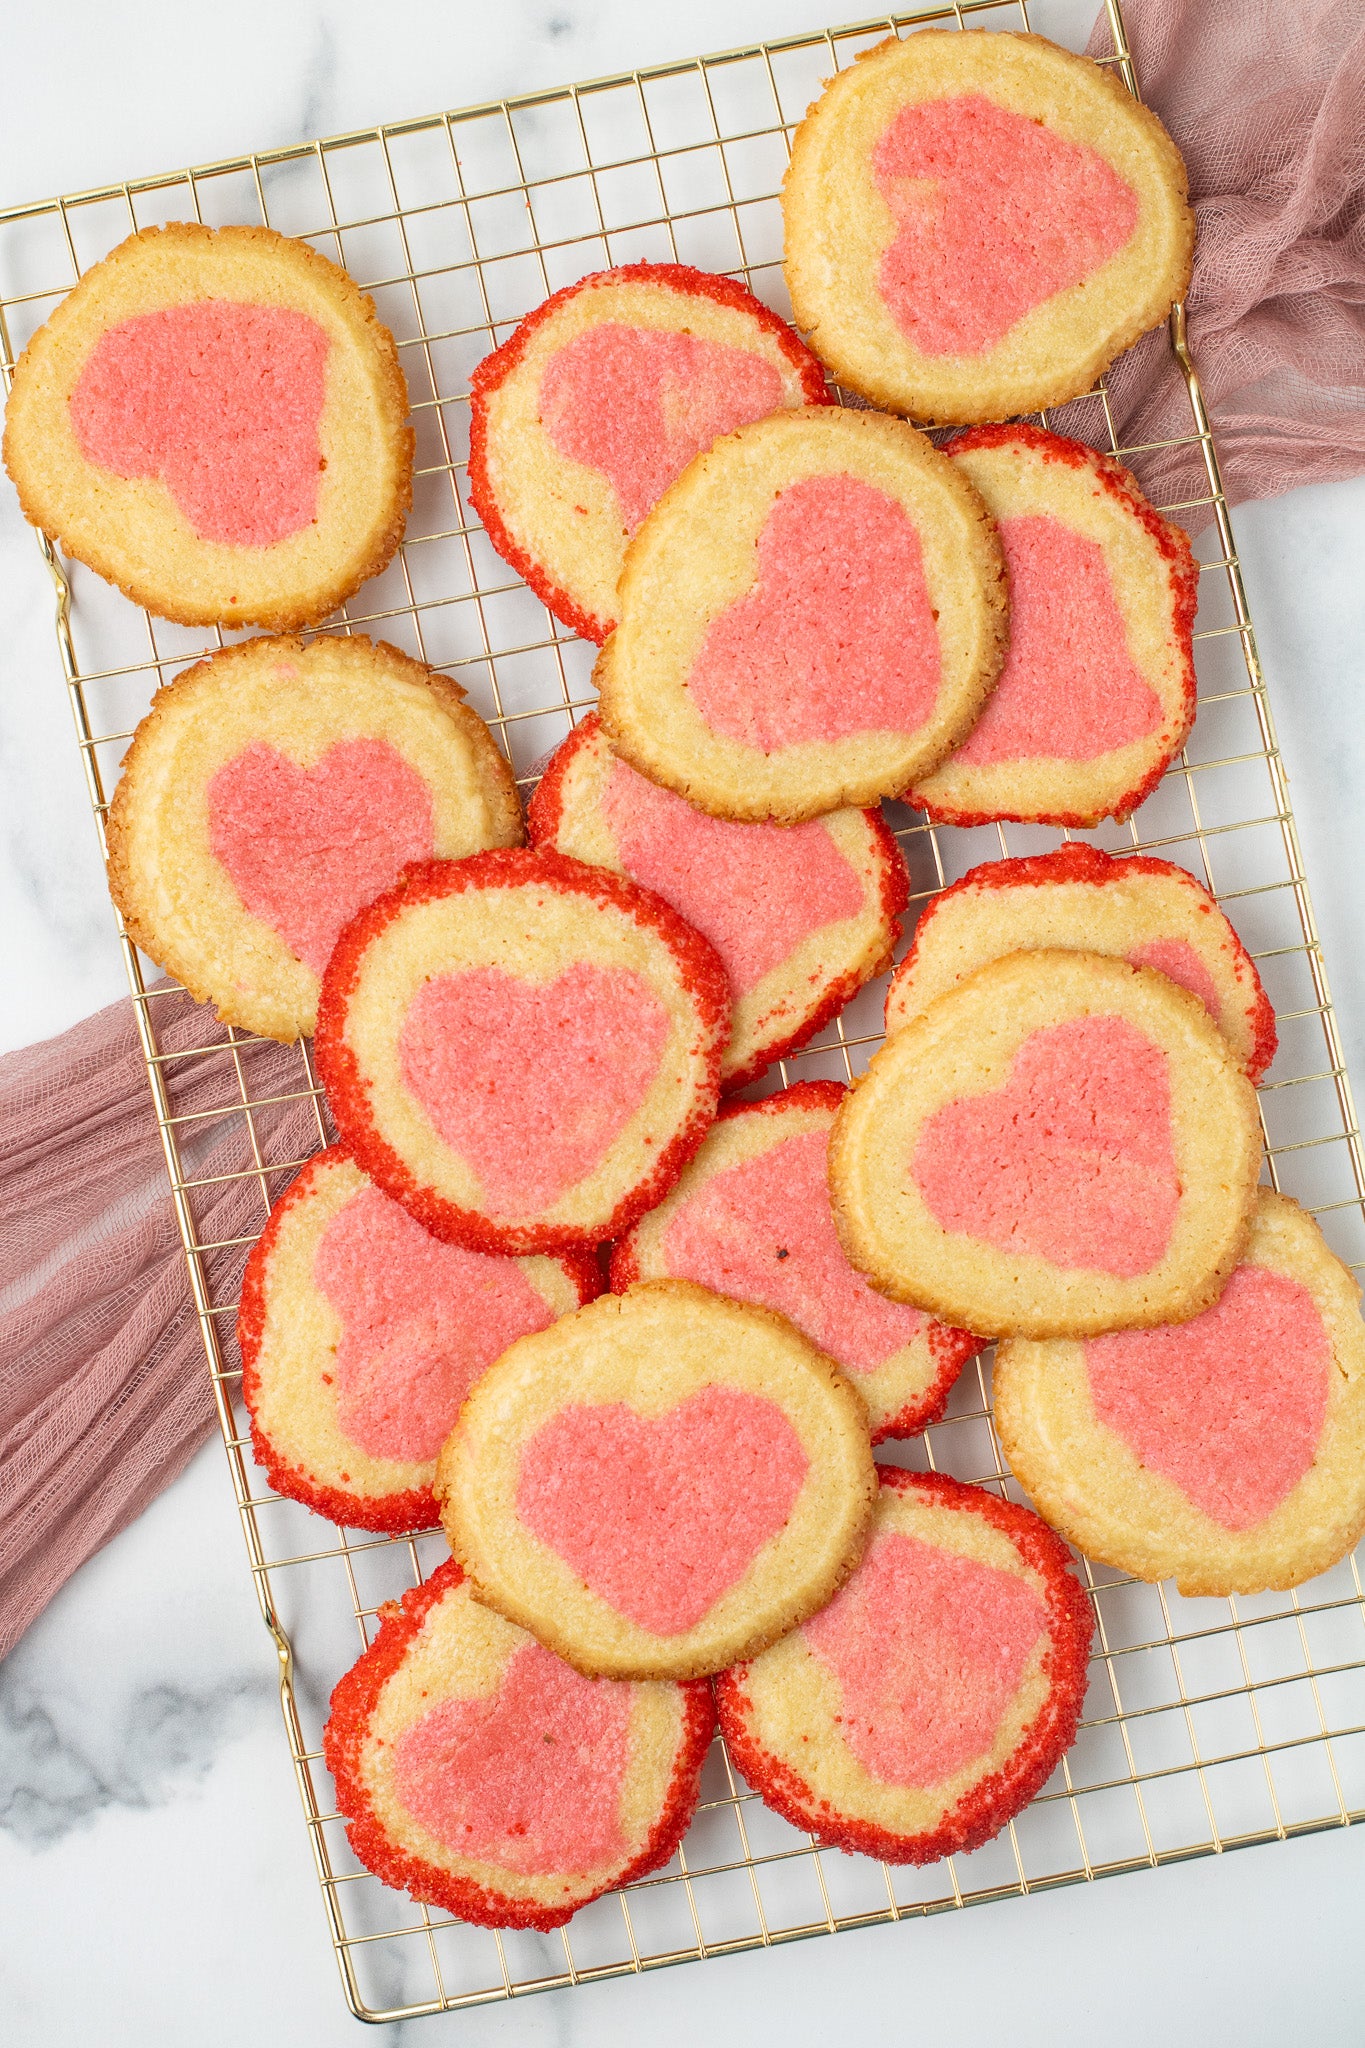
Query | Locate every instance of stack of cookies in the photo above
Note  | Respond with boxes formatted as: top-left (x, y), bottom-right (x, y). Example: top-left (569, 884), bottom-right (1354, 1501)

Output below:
top-left (8, 24), bottom-right (1364, 1934)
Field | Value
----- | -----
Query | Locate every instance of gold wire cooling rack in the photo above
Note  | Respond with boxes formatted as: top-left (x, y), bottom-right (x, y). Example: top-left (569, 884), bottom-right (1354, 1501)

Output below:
top-left (2, 0), bottom-right (1364, 2024)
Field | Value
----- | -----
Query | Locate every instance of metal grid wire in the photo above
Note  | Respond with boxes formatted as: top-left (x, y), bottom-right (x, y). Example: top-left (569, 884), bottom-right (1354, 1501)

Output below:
top-left (2, 0), bottom-right (1364, 2024)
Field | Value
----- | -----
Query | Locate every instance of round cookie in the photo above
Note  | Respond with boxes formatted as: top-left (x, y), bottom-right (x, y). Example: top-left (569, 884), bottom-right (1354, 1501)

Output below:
top-left (715, 1469), bottom-right (1092, 1864)
top-left (106, 634), bottom-right (522, 1042)
top-left (324, 1559), bottom-right (715, 1929)
top-left (995, 1191), bottom-right (1365, 1596)
top-left (528, 715), bottom-right (908, 1088)
top-left (886, 844), bottom-right (1276, 1083)
top-left (597, 405), bottom-right (1008, 823)
top-left (239, 1147), bottom-right (599, 1532)
top-left (3, 223), bottom-right (412, 628)
top-left (830, 949), bottom-right (1262, 1340)
top-left (434, 1280), bottom-right (878, 1680)
top-left (469, 262), bottom-right (830, 643)
top-left (315, 848), bottom-right (730, 1254)
top-left (908, 429), bottom-right (1198, 826)
top-left (610, 1085), bottom-right (978, 1441)
top-left (782, 31), bottom-right (1193, 423)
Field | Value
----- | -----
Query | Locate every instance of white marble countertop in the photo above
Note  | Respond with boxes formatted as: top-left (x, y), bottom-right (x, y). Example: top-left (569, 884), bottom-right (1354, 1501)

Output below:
top-left (2, 4), bottom-right (1364, 2044)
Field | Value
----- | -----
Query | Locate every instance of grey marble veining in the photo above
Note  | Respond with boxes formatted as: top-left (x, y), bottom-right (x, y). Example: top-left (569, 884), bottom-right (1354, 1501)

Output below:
top-left (0, 1663), bottom-right (266, 1849)
top-left (0, 1441), bottom-right (275, 1846)
top-left (2, 2), bottom-right (1364, 2042)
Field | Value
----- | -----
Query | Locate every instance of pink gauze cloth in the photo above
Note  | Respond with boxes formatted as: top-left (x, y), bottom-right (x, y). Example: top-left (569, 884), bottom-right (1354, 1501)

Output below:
top-left (2, 0), bottom-right (1364, 1659)
top-left (1084, 0), bottom-right (1365, 526)
top-left (0, 986), bottom-right (317, 1658)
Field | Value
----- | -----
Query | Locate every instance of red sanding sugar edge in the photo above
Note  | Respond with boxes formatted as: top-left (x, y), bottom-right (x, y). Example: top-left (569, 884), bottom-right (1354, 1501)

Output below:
top-left (322, 1556), bottom-right (717, 1929)
top-left (529, 715), bottom-right (909, 1090)
top-left (714, 1467), bottom-right (1093, 1866)
top-left (909, 424), bottom-right (1200, 829)
top-left (886, 1321), bottom-right (983, 1444)
top-left (607, 1080), bottom-right (978, 1440)
top-left (238, 1144), bottom-right (603, 1532)
top-left (467, 263), bottom-right (833, 644)
top-left (314, 847), bottom-right (732, 1256)
top-left (886, 841), bottom-right (1277, 1084)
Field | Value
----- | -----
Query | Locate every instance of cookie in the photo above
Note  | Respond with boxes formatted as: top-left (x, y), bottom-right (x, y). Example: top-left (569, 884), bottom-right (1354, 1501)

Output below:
top-left (469, 262), bottom-right (829, 643)
top-left (610, 1084), bottom-right (978, 1441)
top-left (3, 223), bottom-right (412, 629)
top-left (434, 1281), bottom-right (877, 1680)
top-left (886, 844), bottom-right (1276, 1083)
top-left (995, 1191), bottom-right (1365, 1596)
top-left (783, 31), bottom-right (1193, 423)
top-left (716, 1468), bottom-right (1092, 1864)
top-left (314, 848), bottom-right (730, 1255)
top-left (908, 429), bottom-right (1198, 826)
top-left (830, 949), bottom-right (1262, 1340)
top-left (105, 634), bottom-right (521, 1043)
top-left (238, 1147), bottom-right (599, 1532)
top-left (528, 714), bottom-right (908, 1087)
top-left (324, 1559), bottom-right (715, 1929)
top-left (597, 405), bottom-right (1008, 823)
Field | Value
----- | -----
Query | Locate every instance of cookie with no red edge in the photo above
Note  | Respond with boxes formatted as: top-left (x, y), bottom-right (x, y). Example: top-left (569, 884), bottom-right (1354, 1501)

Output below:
top-left (782, 31), bottom-right (1193, 424)
top-left (434, 1281), bottom-right (878, 1680)
top-left (906, 428), bottom-right (1198, 826)
top-left (830, 949), bottom-right (1262, 1341)
top-left (597, 405), bottom-right (1008, 824)
top-left (715, 1468), bottom-right (1092, 1865)
top-left (528, 715), bottom-right (908, 1089)
top-left (469, 263), bottom-right (831, 644)
top-left (315, 849), bottom-right (730, 1255)
top-left (610, 1085), bottom-right (978, 1442)
top-left (323, 1558), bottom-right (715, 1930)
top-left (105, 634), bottom-right (522, 1044)
top-left (3, 224), bottom-right (412, 630)
top-left (238, 1147), bottom-right (599, 1533)
top-left (886, 844), bottom-right (1276, 1084)
top-left (995, 1192), bottom-right (1365, 1597)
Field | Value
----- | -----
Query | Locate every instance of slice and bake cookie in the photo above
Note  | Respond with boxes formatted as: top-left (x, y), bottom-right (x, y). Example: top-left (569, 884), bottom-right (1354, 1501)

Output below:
top-left (315, 848), bottom-right (730, 1254)
top-left (886, 843), bottom-right (1276, 1083)
top-left (106, 634), bottom-right (521, 1042)
top-left (597, 406), bottom-right (1008, 822)
top-left (831, 950), bottom-right (1262, 1340)
top-left (469, 262), bottom-right (829, 642)
top-left (716, 1469), bottom-right (1092, 1864)
top-left (324, 1560), bottom-right (715, 1929)
top-left (3, 223), bottom-right (412, 628)
top-left (611, 1085), bottom-right (978, 1442)
top-left (239, 1148), bottom-right (598, 1532)
top-left (435, 1281), bottom-right (877, 1680)
top-left (909, 429), bottom-right (1198, 826)
top-left (996, 1192), bottom-right (1365, 1595)
top-left (528, 715), bottom-right (908, 1087)
top-left (783, 31), bottom-right (1193, 422)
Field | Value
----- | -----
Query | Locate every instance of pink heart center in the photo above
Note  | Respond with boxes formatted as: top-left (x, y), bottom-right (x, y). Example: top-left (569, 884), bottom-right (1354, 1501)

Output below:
top-left (911, 1014), bottom-right (1179, 1278)
top-left (392, 1638), bottom-right (632, 1875)
top-left (872, 94), bottom-right (1140, 357)
top-left (1086, 1265), bottom-right (1331, 1529)
top-left (207, 739), bottom-right (434, 975)
top-left (661, 1129), bottom-right (927, 1374)
top-left (312, 1185), bottom-right (554, 1462)
top-left (69, 301), bottom-right (329, 547)
top-left (516, 1387), bottom-right (810, 1635)
top-left (953, 517), bottom-right (1164, 766)
top-left (685, 474), bottom-right (943, 751)
top-left (398, 965), bottom-right (670, 1216)
top-left (1128, 939), bottom-right (1223, 1027)
top-left (805, 1533), bottom-right (1049, 1785)
top-left (600, 759), bottom-right (864, 995)
top-left (539, 320), bottom-right (786, 533)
